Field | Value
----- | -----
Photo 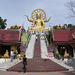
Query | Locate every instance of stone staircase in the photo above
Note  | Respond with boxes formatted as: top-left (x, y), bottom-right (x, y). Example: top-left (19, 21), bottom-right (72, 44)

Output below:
top-left (25, 35), bottom-right (36, 58)
top-left (40, 38), bottom-right (48, 59)
top-left (33, 35), bottom-right (41, 59)
top-left (8, 35), bottom-right (68, 72)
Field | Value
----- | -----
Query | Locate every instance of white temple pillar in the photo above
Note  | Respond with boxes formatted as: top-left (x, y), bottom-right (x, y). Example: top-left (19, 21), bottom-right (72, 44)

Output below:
top-left (73, 45), bottom-right (75, 58)
top-left (72, 44), bottom-right (75, 58)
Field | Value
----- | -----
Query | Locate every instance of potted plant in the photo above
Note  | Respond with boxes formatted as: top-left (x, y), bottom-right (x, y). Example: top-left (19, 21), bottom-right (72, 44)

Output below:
top-left (14, 50), bottom-right (18, 59)
top-left (55, 53), bottom-right (60, 59)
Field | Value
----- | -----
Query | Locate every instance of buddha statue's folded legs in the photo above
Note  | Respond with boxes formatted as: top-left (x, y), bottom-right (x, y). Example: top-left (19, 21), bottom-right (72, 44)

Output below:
top-left (29, 26), bottom-right (49, 31)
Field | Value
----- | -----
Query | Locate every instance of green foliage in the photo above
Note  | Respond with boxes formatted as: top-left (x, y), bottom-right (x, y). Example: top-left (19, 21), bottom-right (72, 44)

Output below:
top-left (10, 27), bottom-right (19, 29)
top-left (21, 32), bottom-right (30, 45)
top-left (70, 55), bottom-right (72, 58)
top-left (64, 24), bottom-right (75, 29)
top-left (53, 24), bottom-right (75, 30)
top-left (0, 17), bottom-right (7, 29)
top-left (46, 31), bottom-right (51, 45)
top-left (55, 53), bottom-right (60, 58)
top-left (54, 25), bottom-right (58, 29)
top-left (64, 24), bottom-right (67, 27)
top-left (68, 24), bottom-right (75, 29)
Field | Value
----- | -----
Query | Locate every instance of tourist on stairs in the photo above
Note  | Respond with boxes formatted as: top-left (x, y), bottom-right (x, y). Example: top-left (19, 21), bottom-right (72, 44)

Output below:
top-left (22, 55), bottom-right (27, 73)
top-left (10, 50), bottom-right (14, 62)
top-left (36, 35), bottom-right (38, 41)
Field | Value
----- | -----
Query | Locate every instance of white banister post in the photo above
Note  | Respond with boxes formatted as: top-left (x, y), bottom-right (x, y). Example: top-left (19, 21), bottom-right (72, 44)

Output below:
top-left (73, 45), bottom-right (75, 58)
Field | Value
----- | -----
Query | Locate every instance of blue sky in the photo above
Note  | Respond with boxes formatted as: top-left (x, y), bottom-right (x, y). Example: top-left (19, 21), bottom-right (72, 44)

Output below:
top-left (0, 0), bottom-right (75, 30)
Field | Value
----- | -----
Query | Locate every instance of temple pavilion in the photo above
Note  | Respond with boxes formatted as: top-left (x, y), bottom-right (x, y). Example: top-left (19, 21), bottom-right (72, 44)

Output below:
top-left (51, 25), bottom-right (75, 58)
top-left (0, 29), bottom-right (21, 57)
top-left (0, 24), bottom-right (26, 57)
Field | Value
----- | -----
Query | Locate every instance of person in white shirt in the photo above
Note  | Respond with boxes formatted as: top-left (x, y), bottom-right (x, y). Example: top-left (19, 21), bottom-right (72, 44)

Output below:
top-left (10, 50), bottom-right (14, 62)
top-left (36, 36), bottom-right (38, 41)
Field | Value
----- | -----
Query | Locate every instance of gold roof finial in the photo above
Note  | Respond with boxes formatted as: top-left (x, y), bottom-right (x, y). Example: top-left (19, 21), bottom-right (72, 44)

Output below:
top-left (15, 23), bottom-right (17, 26)
top-left (59, 24), bottom-right (61, 26)
top-left (57, 23), bottom-right (62, 29)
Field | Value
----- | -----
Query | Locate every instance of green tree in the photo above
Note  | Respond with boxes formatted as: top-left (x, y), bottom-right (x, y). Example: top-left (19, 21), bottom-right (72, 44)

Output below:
top-left (54, 25), bottom-right (58, 29)
top-left (63, 24), bottom-right (75, 29)
top-left (68, 24), bottom-right (73, 29)
top-left (63, 24), bottom-right (68, 27)
top-left (0, 17), bottom-right (7, 29)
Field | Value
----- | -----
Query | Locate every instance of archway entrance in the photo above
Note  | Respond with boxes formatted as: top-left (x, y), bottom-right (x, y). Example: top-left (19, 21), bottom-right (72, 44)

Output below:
top-left (58, 45), bottom-right (73, 57)
top-left (66, 44), bottom-right (73, 57)
top-left (58, 45), bottom-right (65, 57)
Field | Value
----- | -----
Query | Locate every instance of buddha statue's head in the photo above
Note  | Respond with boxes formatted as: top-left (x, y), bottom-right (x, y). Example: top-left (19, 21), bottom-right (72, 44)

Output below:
top-left (36, 9), bottom-right (41, 19)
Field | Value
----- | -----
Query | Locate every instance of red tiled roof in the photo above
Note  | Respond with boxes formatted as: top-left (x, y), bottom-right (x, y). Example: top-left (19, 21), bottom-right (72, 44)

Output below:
top-left (52, 27), bottom-right (75, 44)
top-left (53, 30), bottom-right (69, 41)
top-left (0, 30), bottom-right (21, 45)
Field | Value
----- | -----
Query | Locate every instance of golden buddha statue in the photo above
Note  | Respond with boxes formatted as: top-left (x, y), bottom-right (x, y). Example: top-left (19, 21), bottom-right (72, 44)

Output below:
top-left (2, 50), bottom-right (9, 58)
top-left (64, 50), bottom-right (68, 58)
top-left (25, 9), bottom-right (51, 31)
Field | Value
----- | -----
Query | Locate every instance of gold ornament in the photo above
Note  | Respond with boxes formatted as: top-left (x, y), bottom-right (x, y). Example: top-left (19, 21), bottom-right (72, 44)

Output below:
top-left (25, 9), bottom-right (51, 31)
top-left (2, 50), bottom-right (9, 58)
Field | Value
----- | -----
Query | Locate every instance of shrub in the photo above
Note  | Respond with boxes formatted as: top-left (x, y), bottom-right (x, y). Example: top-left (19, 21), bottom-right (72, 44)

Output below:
top-left (55, 53), bottom-right (60, 58)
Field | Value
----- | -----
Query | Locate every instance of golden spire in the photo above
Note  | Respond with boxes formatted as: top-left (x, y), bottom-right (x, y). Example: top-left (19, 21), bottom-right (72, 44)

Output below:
top-left (15, 23), bottom-right (18, 26)
top-left (57, 24), bottom-right (62, 29)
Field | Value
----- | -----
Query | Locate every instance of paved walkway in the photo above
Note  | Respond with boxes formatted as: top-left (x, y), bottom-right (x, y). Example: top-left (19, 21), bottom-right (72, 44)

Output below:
top-left (0, 58), bottom-right (10, 63)
top-left (65, 58), bottom-right (75, 70)
top-left (0, 70), bottom-right (75, 75)
top-left (26, 35), bottom-right (36, 58)
top-left (0, 58), bottom-right (21, 71)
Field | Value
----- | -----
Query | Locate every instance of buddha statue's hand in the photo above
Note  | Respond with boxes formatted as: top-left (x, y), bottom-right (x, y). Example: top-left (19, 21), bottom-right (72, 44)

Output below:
top-left (44, 16), bottom-right (51, 22)
top-left (49, 16), bottom-right (51, 19)
top-left (25, 15), bottom-right (28, 17)
top-left (24, 14), bottom-right (33, 22)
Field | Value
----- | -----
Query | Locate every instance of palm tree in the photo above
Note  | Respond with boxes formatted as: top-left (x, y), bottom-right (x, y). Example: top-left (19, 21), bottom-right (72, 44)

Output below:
top-left (0, 17), bottom-right (7, 29)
